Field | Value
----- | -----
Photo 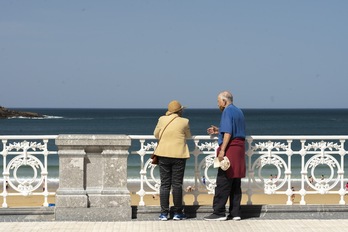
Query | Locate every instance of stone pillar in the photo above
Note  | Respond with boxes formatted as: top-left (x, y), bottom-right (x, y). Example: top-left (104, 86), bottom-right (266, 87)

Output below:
top-left (55, 134), bottom-right (131, 221)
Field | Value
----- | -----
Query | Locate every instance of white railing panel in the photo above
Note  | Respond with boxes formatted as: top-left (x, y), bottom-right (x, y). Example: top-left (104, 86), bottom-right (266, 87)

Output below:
top-left (247, 136), bottom-right (348, 205)
top-left (0, 135), bottom-right (58, 208)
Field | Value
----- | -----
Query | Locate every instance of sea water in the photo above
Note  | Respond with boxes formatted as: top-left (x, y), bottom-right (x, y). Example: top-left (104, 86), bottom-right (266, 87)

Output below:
top-left (1, 108), bottom-right (348, 188)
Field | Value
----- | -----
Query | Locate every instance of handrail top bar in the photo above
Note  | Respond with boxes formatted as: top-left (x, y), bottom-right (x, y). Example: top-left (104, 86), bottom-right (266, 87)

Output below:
top-left (1, 135), bottom-right (348, 140)
top-left (128, 135), bottom-right (218, 140)
top-left (0, 135), bottom-right (58, 139)
top-left (128, 135), bottom-right (348, 140)
top-left (248, 135), bottom-right (348, 140)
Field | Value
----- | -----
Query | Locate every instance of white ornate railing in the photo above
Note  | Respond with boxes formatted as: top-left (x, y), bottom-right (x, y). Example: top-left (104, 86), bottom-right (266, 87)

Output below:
top-left (130, 135), bottom-right (348, 206)
top-left (129, 135), bottom-right (219, 206)
top-left (246, 136), bottom-right (348, 205)
top-left (0, 135), bottom-right (58, 207)
top-left (1, 135), bottom-right (348, 208)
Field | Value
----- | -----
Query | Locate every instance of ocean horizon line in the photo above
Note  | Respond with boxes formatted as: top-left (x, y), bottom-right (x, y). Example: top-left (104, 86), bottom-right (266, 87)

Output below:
top-left (6, 107), bottom-right (348, 110)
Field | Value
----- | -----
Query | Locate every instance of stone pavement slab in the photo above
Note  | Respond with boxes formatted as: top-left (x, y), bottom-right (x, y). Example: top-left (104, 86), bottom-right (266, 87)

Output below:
top-left (1, 219), bottom-right (348, 232)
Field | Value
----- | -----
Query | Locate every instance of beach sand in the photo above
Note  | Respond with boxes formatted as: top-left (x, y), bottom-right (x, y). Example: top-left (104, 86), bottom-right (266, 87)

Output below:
top-left (133, 192), bottom-right (348, 206)
top-left (1, 190), bottom-right (347, 208)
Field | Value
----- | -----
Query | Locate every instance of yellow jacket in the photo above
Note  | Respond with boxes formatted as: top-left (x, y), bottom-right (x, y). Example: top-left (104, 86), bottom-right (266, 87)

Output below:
top-left (153, 114), bottom-right (191, 159)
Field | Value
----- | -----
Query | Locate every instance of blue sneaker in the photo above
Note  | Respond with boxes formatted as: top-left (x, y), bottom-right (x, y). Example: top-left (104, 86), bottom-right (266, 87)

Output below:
top-left (159, 213), bottom-right (168, 221)
top-left (173, 213), bottom-right (187, 220)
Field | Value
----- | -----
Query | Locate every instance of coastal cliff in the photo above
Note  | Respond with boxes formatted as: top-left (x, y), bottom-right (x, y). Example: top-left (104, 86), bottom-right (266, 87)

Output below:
top-left (0, 106), bottom-right (43, 119)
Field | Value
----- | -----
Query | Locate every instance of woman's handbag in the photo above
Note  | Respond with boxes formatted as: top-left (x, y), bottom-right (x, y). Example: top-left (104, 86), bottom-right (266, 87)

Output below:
top-left (151, 116), bottom-right (178, 165)
top-left (151, 153), bottom-right (158, 164)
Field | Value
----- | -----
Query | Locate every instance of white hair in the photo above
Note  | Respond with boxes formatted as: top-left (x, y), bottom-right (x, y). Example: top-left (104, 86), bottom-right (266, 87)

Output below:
top-left (218, 91), bottom-right (233, 103)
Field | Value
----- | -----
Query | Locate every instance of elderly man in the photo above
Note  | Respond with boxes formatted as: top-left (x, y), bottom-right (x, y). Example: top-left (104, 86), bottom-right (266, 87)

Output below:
top-left (204, 91), bottom-right (246, 221)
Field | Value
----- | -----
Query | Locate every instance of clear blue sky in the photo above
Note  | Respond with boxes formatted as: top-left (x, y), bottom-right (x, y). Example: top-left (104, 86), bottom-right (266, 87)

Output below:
top-left (1, 1), bottom-right (347, 109)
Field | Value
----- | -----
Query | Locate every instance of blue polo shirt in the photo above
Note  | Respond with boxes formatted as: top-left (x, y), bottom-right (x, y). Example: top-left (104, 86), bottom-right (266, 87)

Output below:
top-left (218, 104), bottom-right (246, 145)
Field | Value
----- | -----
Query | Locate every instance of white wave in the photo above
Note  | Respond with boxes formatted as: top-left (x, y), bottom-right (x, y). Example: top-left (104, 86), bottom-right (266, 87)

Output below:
top-left (7, 115), bottom-right (63, 120)
top-left (8, 116), bottom-right (38, 119)
top-left (43, 115), bottom-right (64, 119)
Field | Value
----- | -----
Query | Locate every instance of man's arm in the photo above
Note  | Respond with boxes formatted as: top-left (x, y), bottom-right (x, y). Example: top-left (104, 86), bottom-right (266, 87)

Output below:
top-left (217, 132), bottom-right (231, 161)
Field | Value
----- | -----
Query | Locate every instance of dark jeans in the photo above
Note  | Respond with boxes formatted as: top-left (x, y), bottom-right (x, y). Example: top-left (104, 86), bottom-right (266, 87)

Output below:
top-left (212, 168), bottom-right (242, 217)
top-left (158, 156), bottom-right (186, 214)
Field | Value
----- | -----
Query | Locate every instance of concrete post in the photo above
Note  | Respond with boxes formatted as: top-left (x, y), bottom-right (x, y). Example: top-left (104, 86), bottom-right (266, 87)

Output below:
top-left (55, 134), bottom-right (131, 221)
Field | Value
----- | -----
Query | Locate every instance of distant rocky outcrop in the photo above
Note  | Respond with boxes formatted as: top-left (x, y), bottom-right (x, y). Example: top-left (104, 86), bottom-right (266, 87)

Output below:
top-left (0, 106), bottom-right (43, 119)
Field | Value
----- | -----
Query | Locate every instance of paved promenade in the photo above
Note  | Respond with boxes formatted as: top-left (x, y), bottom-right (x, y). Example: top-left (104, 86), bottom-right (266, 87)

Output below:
top-left (1, 219), bottom-right (348, 232)
top-left (2, 205), bottom-right (348, 231)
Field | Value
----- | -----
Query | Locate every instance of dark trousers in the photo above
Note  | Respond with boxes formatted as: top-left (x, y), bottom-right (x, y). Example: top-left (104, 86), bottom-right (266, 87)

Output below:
top-left (212, 168), bottom-right (242, 217)
top-left (158, 156), bottom-right (186, 214)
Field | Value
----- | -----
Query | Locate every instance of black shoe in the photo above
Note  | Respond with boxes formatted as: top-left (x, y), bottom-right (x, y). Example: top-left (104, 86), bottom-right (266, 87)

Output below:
top-left (173, 213), bottom-right (187, 220)
top-left (227, 215), bottom-right (241, 221)
top-left (203, 214), bottom-right (227, 221)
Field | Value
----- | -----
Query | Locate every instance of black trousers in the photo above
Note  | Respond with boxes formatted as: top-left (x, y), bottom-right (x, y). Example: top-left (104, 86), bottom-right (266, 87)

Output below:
top-left (158, 156), bottom-right (186, 214)
top-left (212, 168), bottom-right (242, 217)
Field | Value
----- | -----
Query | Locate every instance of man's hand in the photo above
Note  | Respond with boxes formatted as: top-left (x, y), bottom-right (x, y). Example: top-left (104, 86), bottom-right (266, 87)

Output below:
top-left (217, 150), bottom-right (225, 161)
top-left (207, 125), bottom-right (219, 135)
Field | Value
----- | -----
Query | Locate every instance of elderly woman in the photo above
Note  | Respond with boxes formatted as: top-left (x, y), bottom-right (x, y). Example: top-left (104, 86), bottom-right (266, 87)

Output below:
top-left (153, 100), bottom-right (192, 221)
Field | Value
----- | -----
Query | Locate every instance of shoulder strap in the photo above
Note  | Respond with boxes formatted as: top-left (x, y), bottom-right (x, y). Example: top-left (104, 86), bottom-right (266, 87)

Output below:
top-left (158, 116), bottom-right (178, 142)
top-left (154, 116), bottom-right (178, 154)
